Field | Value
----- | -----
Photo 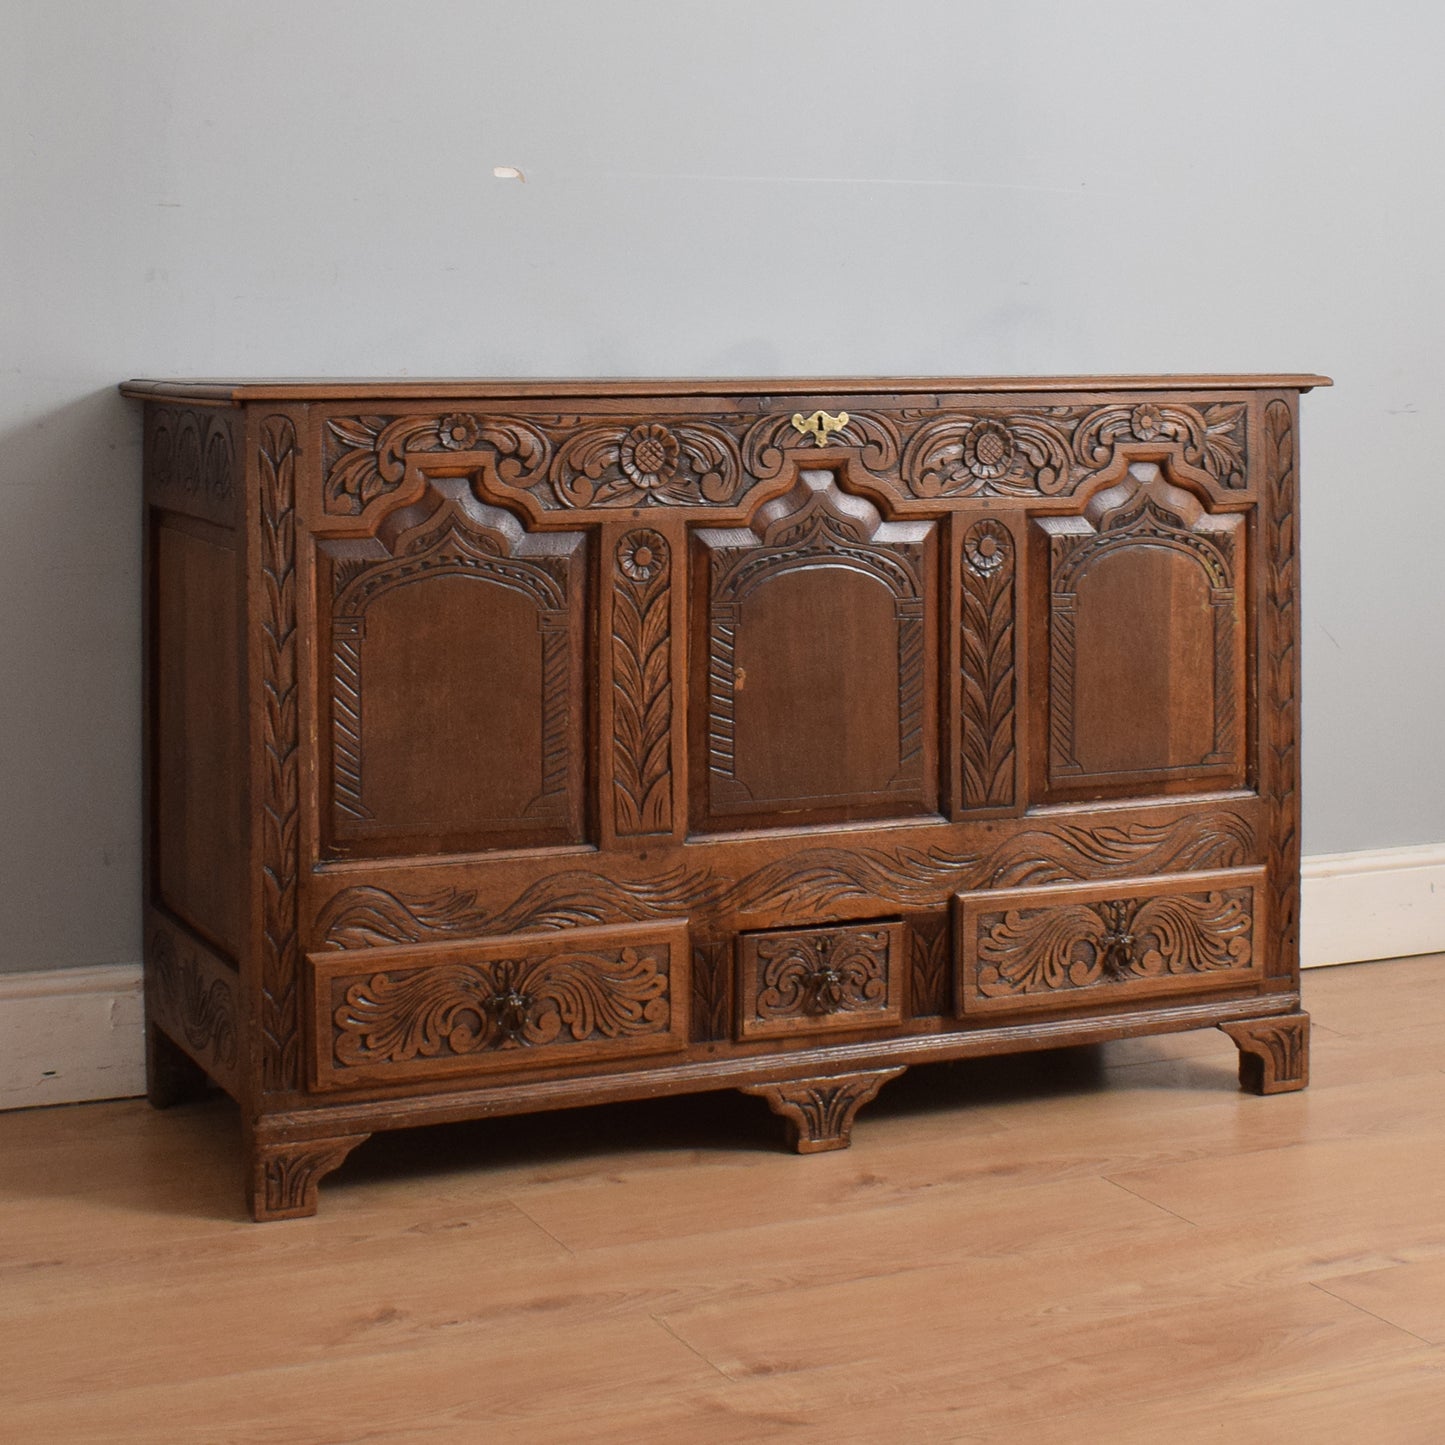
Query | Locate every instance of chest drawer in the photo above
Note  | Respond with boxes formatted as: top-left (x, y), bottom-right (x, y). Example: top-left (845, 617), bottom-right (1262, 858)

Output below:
top-left (955, 867), bottom-right (1265, 1016)
top-left (308, 921), bottom-right (689, 1091)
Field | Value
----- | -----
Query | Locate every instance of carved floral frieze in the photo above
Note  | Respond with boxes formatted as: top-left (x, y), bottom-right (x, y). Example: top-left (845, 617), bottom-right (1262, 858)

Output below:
top-left (319, 399), bottom-right (1250, 516)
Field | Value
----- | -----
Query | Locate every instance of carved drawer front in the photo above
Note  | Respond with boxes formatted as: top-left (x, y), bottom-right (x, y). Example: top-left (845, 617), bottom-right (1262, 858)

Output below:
top-left (955, 867), bottom-right (1265, 1016)
top-left (309, 921), bottom-right (689, 1091)
top-left (737, 922), bottom-right (906, 1040)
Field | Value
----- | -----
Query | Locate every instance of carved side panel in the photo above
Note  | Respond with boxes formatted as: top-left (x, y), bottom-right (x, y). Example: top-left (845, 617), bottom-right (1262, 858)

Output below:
top-left (960, 518), bottom-right (1017, 811)
top-left (956, 866), bottom-right (1265, 1015)
top-left (1263, 400), bottom-right (1301, 980)
top-left (318, 482), bottom-right (587, 858)
top-left (1036, 463), bottom-right (1246, 801)
top-left (146, 406), bottom-right (240, 528)
top-left (309, 922), bottom-right (689, 1089)
top-left (611, 529), bottom-right (675, 837)
top-left (258, 416), bottom-right (300, 1093)
top-left (737, 922), bottom-right (905, 1040)
top-left (146, 919), bottom-right (241, 1096)
top-left (694, 470), bottom-right (937, 829)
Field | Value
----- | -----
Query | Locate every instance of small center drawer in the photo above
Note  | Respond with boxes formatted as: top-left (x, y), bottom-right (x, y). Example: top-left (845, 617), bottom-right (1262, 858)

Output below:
top-left (736, 921), bottom-right (906, 1040)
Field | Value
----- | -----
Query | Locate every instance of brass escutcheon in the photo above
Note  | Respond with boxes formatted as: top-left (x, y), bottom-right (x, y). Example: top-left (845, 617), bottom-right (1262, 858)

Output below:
top-left (790, 409), bottom-right (850, 447)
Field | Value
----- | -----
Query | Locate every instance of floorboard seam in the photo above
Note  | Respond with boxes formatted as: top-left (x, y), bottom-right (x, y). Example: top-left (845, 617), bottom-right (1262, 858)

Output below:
top-left (1307, 1280), bottom-right (1437, 1347)
top-left (650, 1312), bottom-right (732, 1380)
top-left (1100, 1175), bottom-right (1200, 1227)
top-left (503, 1197), bottom-right (576, 1256)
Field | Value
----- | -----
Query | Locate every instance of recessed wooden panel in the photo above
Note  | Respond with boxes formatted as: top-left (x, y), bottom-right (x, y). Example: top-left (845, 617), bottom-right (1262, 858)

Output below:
top-left (693, 469), bottom-right (937, 831)
top-left (955, 866), bottom-right (1265, 1015)
top-left (309, 920), bottom-right (689, 1091)
top-left (153, 518), bottom-right (243, 958)
top-left (736, 921), bottom-right (905, 1040)
top-left (1035, 463), bottom-right (1246, 802)
top-left (319, 483), bottom-right (587, 858)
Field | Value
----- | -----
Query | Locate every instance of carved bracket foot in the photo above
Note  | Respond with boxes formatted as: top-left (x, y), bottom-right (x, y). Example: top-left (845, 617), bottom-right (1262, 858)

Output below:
top-left (246, 1132), bottom-right (371, 1222)
top-left (742, 1067), bottom-right (906, 1153)
top-left (145, 1022), bottom-right (211, 1110)
top-left (1220, 1012), bottom-right (1310, 1094)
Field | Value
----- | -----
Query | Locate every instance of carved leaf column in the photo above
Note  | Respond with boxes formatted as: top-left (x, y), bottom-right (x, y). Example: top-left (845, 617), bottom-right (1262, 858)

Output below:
top-left (1263, 400), bottom-right (1301, 980)
top-left (609, 527), bottom-right (677, 839)
top-left (959, 517), bottom-right (1018, 811)
top-left (257, 415), bottom-right (300, 1094)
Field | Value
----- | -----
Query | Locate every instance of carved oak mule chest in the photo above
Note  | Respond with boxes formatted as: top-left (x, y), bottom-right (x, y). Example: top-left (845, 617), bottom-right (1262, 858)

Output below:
top-left (124, 373), bottom-right (1328, 1220)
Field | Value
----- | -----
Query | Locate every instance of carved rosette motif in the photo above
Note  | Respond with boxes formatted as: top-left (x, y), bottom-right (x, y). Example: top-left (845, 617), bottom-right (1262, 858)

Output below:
top-left (1264, 400), bottom-right (1300, 977)
top-left (742, 1068), bottom-right (906, 1153)
top-left (332, 945), bottom-right (672, 1067)
top-left (258, 416), bottom-right (300, 1092)
top-left (960, 518), bottom-right (1017, 809)
top-left (553, 420), bottom-right (741, 507)
top-left (149, 929), bottom-right (239, 1072)
top-left (975, 886), bottom-right (1255, 1000)
top-left (612, 530), bottom-right (674, 836)
top-left (323, 413), bottom-right (550, 514)
top-left (1074, 402), bottom-right (1247, 487)
top-left (901, 411), bottom-right (1075, 497)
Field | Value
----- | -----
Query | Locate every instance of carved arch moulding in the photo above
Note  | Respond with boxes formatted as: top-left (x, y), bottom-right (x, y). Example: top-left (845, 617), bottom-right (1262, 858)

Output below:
top-left (318, 479), bottom-right (586, 849)
top-left (694, 469), bottom-right (935, 823)
top-left (317, 397), bottom-right (1251, 521)
top-left (1037, 460), bottom-right (1247, 794)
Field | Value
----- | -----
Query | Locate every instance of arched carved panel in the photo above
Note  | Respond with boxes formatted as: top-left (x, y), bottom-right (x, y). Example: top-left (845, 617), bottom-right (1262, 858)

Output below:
top-left (692, 469), bottom-right (937, 831)
top-left (317, 480), bottom-right (587, 858)
top-left (1034, 463), bottom-right (1245, 803)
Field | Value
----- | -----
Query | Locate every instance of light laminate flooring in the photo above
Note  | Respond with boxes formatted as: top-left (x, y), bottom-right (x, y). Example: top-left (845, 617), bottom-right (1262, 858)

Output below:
top-left (2, 955), bottom-right (1444, 1443)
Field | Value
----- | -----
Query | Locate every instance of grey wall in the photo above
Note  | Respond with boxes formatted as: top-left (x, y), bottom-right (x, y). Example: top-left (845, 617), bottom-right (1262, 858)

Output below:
top-left (2, 0), bottom-right (1441, 974)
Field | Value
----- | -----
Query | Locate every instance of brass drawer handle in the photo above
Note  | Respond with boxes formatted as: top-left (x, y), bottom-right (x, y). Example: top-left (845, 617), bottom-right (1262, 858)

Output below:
top-left (791, 409), bottom-right (849, 447)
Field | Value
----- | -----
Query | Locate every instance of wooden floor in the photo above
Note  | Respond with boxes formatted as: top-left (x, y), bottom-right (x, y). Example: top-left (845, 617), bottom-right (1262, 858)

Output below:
top-left (3, 958), bottom-right (1445, 1443)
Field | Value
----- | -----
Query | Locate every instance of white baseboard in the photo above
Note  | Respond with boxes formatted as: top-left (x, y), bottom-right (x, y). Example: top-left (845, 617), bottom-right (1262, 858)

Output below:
top-left (0, 963), bottom-right (145, 1111)
top-left (1301, 843), bottom-right (1445, 969)
top-left (1, 846), bottom-right (1441, 1110)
